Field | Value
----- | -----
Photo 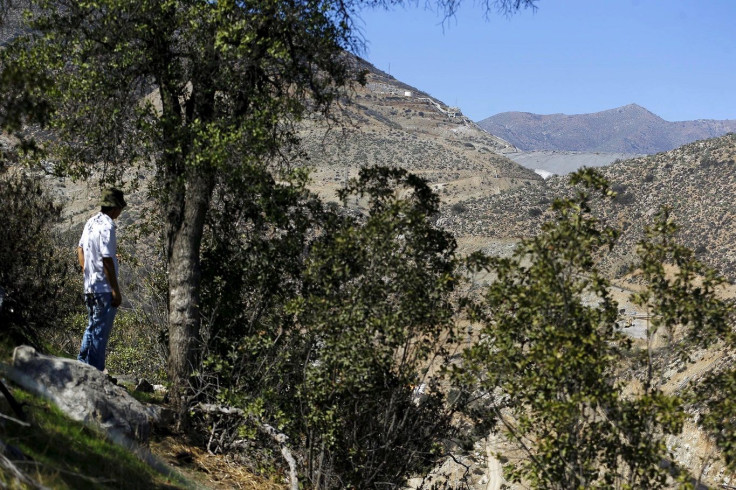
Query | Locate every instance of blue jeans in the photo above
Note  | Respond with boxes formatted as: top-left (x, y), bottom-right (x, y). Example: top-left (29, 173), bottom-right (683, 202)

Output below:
top-left (78, 292), bottom-right (117, 371)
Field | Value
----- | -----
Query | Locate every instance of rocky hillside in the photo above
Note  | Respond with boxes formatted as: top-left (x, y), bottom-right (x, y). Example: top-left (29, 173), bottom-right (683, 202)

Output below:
top-left (298, 58), bottom-right (541, 206)
top-left (441, 133), bottom-right (736, 280)
top-left (478, 104), bottom-right (736, 154)
top-left (0, 4), bottom-right (32, 46)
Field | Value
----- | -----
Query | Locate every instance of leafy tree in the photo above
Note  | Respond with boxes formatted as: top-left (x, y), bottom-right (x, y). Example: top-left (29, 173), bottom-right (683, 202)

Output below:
top-left (193, 165), bottom-right (324, 441)
top-left (188, 166), bottom-right (322, 483)
top-left (0, 0), bottom-right (361, 413)
top-left (637, 209), bottom-right (736, 479)
top-left (631, 209), bottom-right (734, 488)
top-left (696, 369), bottom-right (736, 474)
top-left (456, 169), bottom-right (687, 488)
top-left (0, 0), bottom-right (538, 416)
top-left (195, 167), bottom-right (461, 488)
top-left (292, 167), bottom-right (460, 487)
top-left (633, 207), bottom-right (732, 373)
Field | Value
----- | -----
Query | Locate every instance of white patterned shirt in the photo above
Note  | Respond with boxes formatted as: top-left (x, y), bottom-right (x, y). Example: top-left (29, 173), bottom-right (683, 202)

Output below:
top-left (78, 212), bottom-right (118, 293)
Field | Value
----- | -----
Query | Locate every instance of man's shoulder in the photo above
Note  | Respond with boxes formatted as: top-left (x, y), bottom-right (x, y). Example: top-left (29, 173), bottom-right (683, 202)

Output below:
top-left (86, 212), bottom-right (115, 230)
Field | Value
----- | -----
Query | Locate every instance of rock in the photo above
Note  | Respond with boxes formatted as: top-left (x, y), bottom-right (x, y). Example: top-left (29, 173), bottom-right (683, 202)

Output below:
top-left (135, 378), bottom-right (154, 393)
top-left (7, 345), bottom-right (158, 443)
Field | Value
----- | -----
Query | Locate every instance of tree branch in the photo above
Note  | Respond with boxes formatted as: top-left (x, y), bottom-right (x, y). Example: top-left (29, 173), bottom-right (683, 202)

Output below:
top-left (0, 379), bottom-right (25, 421)
top-left (0, 442), bottom-right (48, 490)
top-left (196, 403), bottom-right (299, 490)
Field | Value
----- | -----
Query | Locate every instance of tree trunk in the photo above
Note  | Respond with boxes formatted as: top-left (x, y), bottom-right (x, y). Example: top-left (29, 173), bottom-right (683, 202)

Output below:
top-left (167, 170), bottom-right (215, 419)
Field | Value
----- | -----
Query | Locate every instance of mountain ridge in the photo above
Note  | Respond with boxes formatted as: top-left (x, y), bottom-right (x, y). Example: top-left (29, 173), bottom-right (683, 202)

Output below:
top-left (296, 56), bottom-right (540, 208)
top-left (478, 104), bottom-right (736, 154)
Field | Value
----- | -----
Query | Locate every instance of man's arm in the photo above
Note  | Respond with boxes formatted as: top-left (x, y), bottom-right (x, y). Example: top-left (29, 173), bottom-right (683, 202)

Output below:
top-left (77, 246), bottom-right (85, 271)
top-left (102, 257), bottom-right (122, 307)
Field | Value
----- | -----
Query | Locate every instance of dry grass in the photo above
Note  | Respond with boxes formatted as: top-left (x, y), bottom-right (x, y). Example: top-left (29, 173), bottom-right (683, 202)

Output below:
top-left (150, 437), bottom-right (286, 490)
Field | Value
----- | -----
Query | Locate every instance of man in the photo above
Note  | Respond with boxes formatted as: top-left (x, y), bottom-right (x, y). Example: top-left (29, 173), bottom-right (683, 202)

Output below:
top-left (77, 187), bottom-right (126, 371)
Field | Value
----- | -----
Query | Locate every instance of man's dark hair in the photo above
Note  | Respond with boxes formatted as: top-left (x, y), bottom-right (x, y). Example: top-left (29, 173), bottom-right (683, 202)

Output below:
top-left (101, 206), bottom-right (116, 213)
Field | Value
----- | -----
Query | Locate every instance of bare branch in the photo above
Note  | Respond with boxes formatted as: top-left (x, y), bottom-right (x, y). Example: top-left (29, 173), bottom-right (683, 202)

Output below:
top-left (0, 444), bottom-right (49, 490)
top-left (196, 403), bottom-right (299, 490)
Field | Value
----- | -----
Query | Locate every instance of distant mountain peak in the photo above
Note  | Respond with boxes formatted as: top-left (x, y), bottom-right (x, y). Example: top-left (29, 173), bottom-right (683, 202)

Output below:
top-left (613, 103), bottom-right (659, 117)
top-left (477, 105), bottom-right (736, 154)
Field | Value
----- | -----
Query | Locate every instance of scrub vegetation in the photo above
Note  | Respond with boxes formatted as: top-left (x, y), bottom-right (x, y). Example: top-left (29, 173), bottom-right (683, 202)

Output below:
top-left (1, 0), bottom-right (736, 488)
top-left (2, 163), bottom-right (736, 488)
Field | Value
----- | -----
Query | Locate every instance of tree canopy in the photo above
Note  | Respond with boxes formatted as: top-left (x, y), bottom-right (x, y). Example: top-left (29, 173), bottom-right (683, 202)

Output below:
top-left (0, 0), bottom-right (538, 414)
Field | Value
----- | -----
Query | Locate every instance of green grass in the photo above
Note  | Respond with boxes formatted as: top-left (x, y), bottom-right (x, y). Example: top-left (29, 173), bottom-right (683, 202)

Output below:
top-left (125, 387), bottom-right (166, 406)
top-left (0, 388), bottom-right (185, 489)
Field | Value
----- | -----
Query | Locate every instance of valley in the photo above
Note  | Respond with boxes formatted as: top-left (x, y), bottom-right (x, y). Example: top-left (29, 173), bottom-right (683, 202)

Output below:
top-left (2, 33), bottom-right (736, 486)
top-left (295, 61), bottom-right (736, 489)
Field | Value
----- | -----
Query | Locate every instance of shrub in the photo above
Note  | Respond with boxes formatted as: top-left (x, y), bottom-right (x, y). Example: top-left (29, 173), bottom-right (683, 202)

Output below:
top-left (457, 170), bottom-right (694, 488)
top-left (294, 167), bottom-right (459, 487)
top-left (0, 171), bottom-right (81, 348)
top-left (104, 310), bottom-right (168, 382)
top-left (612, 183), bottom-right (628, 194)
top-left (195, 167), bottom-right (460, 488)
top-left (616, 191), bottom-right (636, 205)
top-left (451, 202), bottom-right (468, 214)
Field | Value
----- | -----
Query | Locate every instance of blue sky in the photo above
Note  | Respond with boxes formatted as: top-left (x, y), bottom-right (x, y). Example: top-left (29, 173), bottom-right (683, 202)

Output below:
top-left (354, 0), bottom-right (735, 122)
